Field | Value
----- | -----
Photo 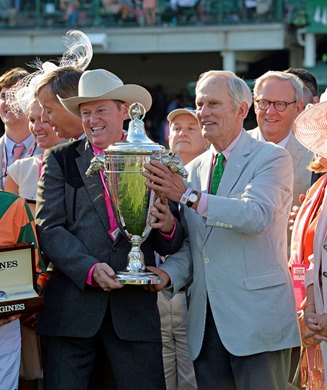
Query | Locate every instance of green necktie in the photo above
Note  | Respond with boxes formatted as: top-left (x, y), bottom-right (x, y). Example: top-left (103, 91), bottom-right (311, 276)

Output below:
top-left (210, 153), bottom-right (224, 194)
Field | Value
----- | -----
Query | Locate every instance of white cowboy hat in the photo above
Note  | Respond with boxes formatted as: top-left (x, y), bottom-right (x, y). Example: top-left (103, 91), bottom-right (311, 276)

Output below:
top-left (167, 107), bottom-right (197, 123)
top-left (59, 69), bottom-right (152, 117)
top-left (293, 101), bottom-right (327, 159)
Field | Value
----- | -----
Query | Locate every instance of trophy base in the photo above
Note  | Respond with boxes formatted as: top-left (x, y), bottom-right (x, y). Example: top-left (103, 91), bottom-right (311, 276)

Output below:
top-left (116, 271), bottom-right (162, 285)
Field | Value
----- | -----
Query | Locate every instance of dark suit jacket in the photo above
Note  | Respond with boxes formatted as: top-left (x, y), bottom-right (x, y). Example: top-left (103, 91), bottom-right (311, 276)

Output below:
top-left (35, 139), bottom-right (184, 342)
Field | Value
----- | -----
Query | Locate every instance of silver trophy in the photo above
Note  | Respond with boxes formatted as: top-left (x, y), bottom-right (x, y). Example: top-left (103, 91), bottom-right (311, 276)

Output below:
top-left (86, 102), bottom-right (187, 285)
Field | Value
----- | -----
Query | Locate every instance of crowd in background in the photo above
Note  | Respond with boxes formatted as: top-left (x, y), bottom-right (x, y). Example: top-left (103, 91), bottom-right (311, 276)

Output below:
top-left (0, 0), bottom-right (294, 28)
top-left (2, 28), bottom-right (327, 390)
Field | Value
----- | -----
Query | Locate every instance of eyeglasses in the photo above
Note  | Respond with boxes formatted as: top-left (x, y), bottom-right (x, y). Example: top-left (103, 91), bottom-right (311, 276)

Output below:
top-left (255, 99), bottom-right (296, 112)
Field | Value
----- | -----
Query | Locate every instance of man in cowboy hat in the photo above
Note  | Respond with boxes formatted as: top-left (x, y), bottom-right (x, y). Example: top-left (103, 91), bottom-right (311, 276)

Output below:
top-left (35, 69), bottom-right (184, 390)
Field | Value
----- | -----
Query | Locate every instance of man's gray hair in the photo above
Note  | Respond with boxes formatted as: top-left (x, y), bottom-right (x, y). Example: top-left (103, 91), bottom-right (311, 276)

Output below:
top-left (253, 70), bottom-right (304, 101)
top-left (195, 70), bottom-right (253, 108)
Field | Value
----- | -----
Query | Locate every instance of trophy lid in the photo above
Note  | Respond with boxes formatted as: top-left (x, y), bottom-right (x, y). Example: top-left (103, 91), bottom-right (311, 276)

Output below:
top-left (104, 102), bottom-right (165, 155)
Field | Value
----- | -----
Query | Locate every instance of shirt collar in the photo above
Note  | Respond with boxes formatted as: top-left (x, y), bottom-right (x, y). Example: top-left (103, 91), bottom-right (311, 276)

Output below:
top-left (257, 129), bottom-right (291, 149)
top-left (5, 133), bottom-right (34, 155)
top-left (210, 129), bottom-right (243, 160)
top-left (91, 144), bottom-right (104, 156)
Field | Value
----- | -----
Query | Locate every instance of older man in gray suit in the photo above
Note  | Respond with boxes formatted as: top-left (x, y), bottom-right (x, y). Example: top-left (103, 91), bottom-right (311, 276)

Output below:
top-left (35, 69), bottom-right (184, 390)
top-left (144, 70), bottom-right (301, 390)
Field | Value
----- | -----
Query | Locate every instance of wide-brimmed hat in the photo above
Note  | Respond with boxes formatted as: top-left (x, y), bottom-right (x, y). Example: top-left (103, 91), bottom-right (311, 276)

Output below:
top-left (59, 69), bottom-right (152, 117)
top-left (167, 107), bottom-right (197, 123)
top-left (293, 101), bottom-right (327, 159)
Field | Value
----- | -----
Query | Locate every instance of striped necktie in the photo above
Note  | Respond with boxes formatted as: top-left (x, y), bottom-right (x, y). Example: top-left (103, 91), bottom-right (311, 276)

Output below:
top-left (210, 153), bottom-right (224, 194)
top-left (13, 144), bottom-right (25, 161)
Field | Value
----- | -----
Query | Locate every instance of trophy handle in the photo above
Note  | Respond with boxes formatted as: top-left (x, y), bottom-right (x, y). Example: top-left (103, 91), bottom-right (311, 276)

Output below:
top-left (85, 155), bottom-right (105, 177)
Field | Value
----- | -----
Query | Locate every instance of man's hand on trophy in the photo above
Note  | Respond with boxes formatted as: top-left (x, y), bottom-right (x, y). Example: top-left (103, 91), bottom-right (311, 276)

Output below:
top-left (149, 197), bottom-right (175, 234)
top-left (145, 266), bottom-right (170, 292)
top-left (143, 160), bottom-right (187, 203)
top-left (92, 263), bottom-right (124, 292)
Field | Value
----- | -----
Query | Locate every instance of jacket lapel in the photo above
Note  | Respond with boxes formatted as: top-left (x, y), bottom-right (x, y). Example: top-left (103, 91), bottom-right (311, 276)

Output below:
top-left (202, 130), bottom-right (252, 242)
top-left (76, 141), bottom-right (110, 234)
top-left (197, 150), bottom-right (212, 192)
top-left (218, 130), bottom-right (252, 197)
top-left (286, 133), bottom-right (310, 171)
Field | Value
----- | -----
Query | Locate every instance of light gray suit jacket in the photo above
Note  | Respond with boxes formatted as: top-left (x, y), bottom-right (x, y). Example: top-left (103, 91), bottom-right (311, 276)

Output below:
top-left (248, 127), bottom-right (313, 208)
top-left (161, 130), bottom-right (301, 359)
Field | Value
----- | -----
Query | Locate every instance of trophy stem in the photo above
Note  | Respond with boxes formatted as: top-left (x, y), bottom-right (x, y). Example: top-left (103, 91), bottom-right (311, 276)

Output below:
top-left (116, 235), bottom-right (162, 285)
top-left (126, 235), bottom-right (146, 273)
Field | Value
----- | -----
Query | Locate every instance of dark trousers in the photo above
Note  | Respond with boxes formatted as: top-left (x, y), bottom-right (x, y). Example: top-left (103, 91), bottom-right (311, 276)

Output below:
top-left (41, 304), bottom-right (166, 390)
top-left (289, 346), bottom-right (301, 385)
top-left (193, 304), bottom-right (291, 390)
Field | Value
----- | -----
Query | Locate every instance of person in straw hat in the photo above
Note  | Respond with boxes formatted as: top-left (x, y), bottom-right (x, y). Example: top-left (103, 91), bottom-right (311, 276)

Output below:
top-left (289, 100), bottom-right (327, 388)
top-left (35, 68), bottom-right (184, 390)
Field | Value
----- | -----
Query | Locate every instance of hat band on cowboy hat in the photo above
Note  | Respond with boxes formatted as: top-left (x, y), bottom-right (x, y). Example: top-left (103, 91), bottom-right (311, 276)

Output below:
top-left (293, 100), bottom-right (327, 159)
top-left (59, 69), bottom-right (152, 117)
